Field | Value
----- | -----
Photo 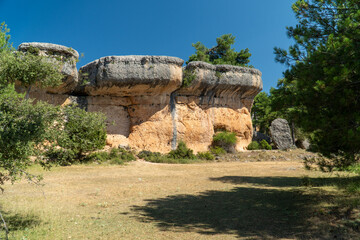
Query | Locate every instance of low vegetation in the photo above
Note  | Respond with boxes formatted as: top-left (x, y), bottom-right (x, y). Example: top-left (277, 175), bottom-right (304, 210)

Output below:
top-left (247, 140), bottom-right (272, 150)
top-left (212, 131), bottom-right (237, 153)
top-left (1, 150), bottom-right (360, 239)
top-left (88, 148), bottom-right (136, 165)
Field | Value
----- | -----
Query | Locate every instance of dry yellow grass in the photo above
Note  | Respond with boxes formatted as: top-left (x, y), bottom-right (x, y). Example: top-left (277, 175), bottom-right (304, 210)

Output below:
top-left (0, 151), bottom-right (359, 239)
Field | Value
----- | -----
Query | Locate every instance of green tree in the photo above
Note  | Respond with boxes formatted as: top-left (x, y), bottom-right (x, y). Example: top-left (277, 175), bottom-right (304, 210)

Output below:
top-left (0, 22), bottom-right (63, 98)
top-left (0, 85), bottom-right (61, 186)
top-left (45, 105), bottom-right (107, 165)
top-left (274, 0), bottom-right (360, 163)
top-left (252, 92), bottom-right (276, 135)
top-left (187, 34), bottom-right (252, 67)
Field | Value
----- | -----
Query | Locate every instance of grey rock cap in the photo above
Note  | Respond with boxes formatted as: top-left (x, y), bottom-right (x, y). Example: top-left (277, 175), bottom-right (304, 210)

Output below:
top-left (18, 42), bottom-right (79, 94)
top-left (179, 61), bottom-right (263, 98)
top-left (18, 42), bottom-right (79, 59)
top-left (77, 55), bottom-right (184, 96)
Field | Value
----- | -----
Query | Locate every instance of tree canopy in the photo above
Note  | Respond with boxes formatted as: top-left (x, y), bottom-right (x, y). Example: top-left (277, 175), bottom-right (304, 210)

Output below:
top-left (274, 0), bottom-right (360, 161)
top-left (187, 34), bottom-right (252, 67)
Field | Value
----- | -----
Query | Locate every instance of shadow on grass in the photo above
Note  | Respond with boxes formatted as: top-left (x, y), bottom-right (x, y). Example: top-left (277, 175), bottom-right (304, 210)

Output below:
top-left (210, 175), bottom-right (360, 189)
top-left (131, 175), bottom-right (360, 239)
top-left (0, 211), bottom-right (41, 231)
top-left (132, 187), bottom-right (334, 239)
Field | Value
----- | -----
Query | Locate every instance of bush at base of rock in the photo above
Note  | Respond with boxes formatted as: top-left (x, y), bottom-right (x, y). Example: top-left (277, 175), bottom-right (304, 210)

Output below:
top-left (260, 140), bottom-right (272, 150)
top-left (167, 141), bottom-right (196, 160)
top-left (212, 131), bottom-right (237, 153)
top-left (247, 141), bottom-right (260, 150)
top-left (210, 146), bottom-right (227, 155)
top-left (197, 151), bottom-right (215, 160)
top-left (138, 141), bottom-right (201, 164)
top-left (247, 140), bottom-right (272, 151)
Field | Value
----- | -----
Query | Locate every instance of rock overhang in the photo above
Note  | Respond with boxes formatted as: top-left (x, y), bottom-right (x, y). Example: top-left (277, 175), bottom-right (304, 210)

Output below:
top-left (77, 55), bottom-right (184, 96)
top-left (14, 42), bottom-right (264, 152)
top-left (179, 61), bottom-right (263, 99)
top-left (18, 42), bottom-right (79, 59)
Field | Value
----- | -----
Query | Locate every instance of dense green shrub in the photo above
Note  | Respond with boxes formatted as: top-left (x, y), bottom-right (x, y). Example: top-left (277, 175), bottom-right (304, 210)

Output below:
top-left (0, 85), bottom-right (61, 181)
top-left (167, 141), bottom-right (196, 160)
top-left (247, 141), bottom-right (260, 150)
top-left (212, 131), bottom-right (237, 153)
top-left (44, 148), bottom-right (76, 166)
top-left (213, 131), bottom-right (237, 145)
top-left (182, 69), bottom-right (196, 87)
top-left (197, 151), bottom-right (215, 160)
top-left (45, 105), bottom-right (107, 164)
top-left (260, 140), bottom-right (272, 150)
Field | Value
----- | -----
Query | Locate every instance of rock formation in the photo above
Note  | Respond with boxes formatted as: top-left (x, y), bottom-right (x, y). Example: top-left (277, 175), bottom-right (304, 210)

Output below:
top-left (270, 118), bottom-right (294, 150)
top-left (16, 42), bottom-right (263, 153)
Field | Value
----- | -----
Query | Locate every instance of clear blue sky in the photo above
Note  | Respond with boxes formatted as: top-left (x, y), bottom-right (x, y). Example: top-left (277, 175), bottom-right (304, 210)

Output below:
top-left (0, 0), bottom-right (297, 93)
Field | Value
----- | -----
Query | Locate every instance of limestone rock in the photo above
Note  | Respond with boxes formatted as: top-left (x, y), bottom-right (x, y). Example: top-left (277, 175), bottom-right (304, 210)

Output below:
top-left (18, 42), bottom-right (79, 94)
top-left (270, 118), bottom-right (294, 150)
top-left (173, 61), bottom-right (262, 152)
top-left (21, 52), bottom-right (263, 153)
top-left (179, 61), bottom-right (262, 98)
top-left (77, 55), bottom-right (184, 96)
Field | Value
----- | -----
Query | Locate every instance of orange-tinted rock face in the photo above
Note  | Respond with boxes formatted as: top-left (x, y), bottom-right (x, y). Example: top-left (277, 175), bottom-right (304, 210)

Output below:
top-left (17, 44), bottom-right (262, 153)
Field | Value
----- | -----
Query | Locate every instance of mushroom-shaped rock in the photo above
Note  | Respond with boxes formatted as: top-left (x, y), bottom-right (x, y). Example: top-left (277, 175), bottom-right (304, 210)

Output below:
top-left (18, 42), bottom-right (79, 94)
top-left (174, 61), bottom-right (263, 152)
top-left (78, 55), bottom-right (184, 96)
top-left (179, 61), bottom-right (262, 99)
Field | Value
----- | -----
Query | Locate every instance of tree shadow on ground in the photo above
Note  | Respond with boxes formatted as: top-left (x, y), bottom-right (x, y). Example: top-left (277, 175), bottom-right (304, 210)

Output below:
top-left (4, 212), bottom-right (41, 231)
top-left (131, 175), bottom-right (360, 239)
top-left (210, 175), bottom-right (360, 189)
top-left (132, 187), bottom-right (335, 239)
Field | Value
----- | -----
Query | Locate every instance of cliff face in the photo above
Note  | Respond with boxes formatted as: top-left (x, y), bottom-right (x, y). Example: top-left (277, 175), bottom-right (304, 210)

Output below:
top-left (17, 43), bottom-right (262, 153)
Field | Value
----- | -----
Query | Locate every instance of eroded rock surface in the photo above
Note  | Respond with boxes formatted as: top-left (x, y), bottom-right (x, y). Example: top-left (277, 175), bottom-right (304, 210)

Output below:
top-left (270, 118), bottom-right (294, 150)
top-left (77, 55), bottom-right (183, 96)
top-left (174, 62), bottom-right (262, 151)
top-left (18, 42), bottom-right (79, 94)
top-left (17, 44), bottom-right (263, 153)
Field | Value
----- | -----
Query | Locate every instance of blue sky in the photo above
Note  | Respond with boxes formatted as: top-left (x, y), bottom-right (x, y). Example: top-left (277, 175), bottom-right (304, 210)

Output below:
top-left (0, 0), bottom-right (297, 92)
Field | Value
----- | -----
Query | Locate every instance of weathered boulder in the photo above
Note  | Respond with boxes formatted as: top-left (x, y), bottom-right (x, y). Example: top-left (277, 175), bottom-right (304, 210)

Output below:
top-left (270, 118), bottom-right (294, 150)
top-left (18, 42), bottom-right (79, 94)
top-left (77, 55), bottom-right (183, 96)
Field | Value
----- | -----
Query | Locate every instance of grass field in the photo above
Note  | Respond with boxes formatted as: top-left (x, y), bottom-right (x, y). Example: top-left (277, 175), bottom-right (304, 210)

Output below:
top-left (1, 150), bottom-right (360, 239)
